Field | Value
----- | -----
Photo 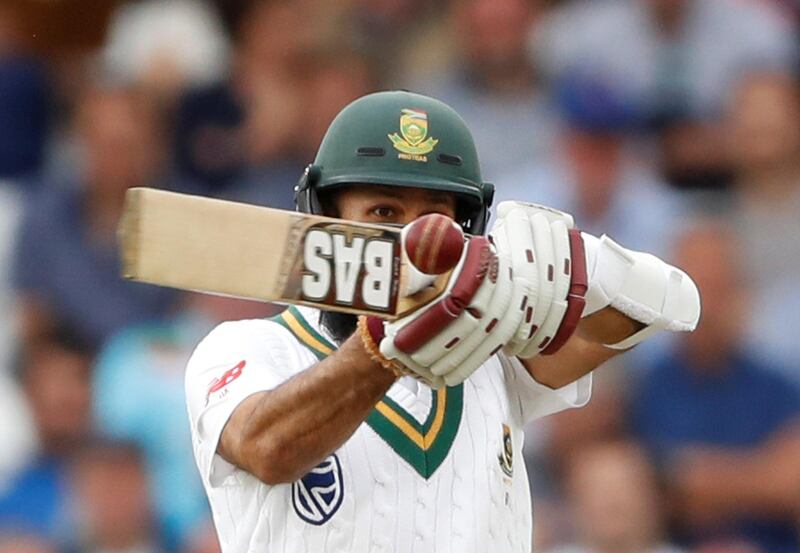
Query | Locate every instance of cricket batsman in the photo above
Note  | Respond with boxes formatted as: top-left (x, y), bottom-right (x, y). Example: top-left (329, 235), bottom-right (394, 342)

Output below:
top-left (185, 91), bottom-right (700, 552)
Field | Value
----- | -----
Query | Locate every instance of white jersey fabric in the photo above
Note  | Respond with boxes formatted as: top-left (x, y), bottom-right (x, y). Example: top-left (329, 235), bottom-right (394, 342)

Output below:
top-left (185, 306), bottom-right (592, 553)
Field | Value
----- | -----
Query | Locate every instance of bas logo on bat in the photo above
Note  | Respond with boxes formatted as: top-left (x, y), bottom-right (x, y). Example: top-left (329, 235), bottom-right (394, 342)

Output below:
top-left (300, 226), bottom-right (400, 312)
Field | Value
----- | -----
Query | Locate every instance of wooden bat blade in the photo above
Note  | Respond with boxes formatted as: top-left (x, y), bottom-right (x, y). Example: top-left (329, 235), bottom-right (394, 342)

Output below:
top-left (120, 187), bottom-right (293, 303)
top-left (118, 188), bottom-right (447, 318)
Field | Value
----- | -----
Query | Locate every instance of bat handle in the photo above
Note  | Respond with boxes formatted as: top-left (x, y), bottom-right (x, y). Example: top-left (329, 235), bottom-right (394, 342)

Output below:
top-left (402, 263), bottom-right (438, 297)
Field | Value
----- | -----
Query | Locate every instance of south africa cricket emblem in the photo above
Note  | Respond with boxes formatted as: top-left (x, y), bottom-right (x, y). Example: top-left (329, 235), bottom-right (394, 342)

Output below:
top-left (388, 108), bottom-right (438, 161)
top-left (293, 454), bottom-right (344, 525)
top-left (498, 424), bottom-right (514, 477)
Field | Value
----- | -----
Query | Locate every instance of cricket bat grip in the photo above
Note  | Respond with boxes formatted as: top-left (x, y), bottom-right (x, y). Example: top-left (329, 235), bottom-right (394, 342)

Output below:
top-left (402, 264), bottom-right (439, 296)
top-left (394, 242), bottom-right (464, 319)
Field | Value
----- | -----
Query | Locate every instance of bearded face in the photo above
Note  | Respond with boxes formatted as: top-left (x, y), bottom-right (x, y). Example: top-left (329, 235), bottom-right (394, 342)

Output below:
top-left (319, 310), bottom-right (358, 346)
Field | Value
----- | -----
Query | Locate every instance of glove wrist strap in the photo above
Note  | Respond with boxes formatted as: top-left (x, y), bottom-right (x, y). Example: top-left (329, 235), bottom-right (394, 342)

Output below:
top-left (357, 316), bottom-right (409, 379)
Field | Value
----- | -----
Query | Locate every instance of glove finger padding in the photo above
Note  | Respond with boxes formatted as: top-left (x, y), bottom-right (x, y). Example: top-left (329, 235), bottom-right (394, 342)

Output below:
top-left (364, 230), bottom-right (531, 387)
top-left (492, 209), bottom-right (540, 351)
top-left (541, 228), bottom-right (587, 354)
top-left (491, 207), bottom-right (557, 354)
top-left (489, 223), bottom-right (534, 349)
top-left (363, 236), bottom-right (504, 387)
top-left (490, 202), bottom-right (588, 358)
top-left (496, 200), bottom-right (575, 228)
top-left (429, 247), bottom-right (521, 381)
top-left (516, 226), bottom-right (587, 357)
top-left (439, 253), bottom-right (525, 386)
top-left (399, 252), bottom-right (498, 367)
top-left (522, 213), bottom-right (557, 346)
top-left (384, 236), bottom-right (493, 356)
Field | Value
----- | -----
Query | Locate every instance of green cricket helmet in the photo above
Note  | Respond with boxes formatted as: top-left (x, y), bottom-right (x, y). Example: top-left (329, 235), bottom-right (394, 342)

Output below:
top-left (295, 90), bottom-right (495, 234)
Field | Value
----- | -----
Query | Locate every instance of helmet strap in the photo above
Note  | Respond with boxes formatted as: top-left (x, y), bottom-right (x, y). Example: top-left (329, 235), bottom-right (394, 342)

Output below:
top-left (294, 164), bottom-right (323, 214)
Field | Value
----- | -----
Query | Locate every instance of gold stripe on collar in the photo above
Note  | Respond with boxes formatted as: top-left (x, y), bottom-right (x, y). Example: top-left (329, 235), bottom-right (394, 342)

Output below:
top-left (280, 309), bottom-right (334, 357)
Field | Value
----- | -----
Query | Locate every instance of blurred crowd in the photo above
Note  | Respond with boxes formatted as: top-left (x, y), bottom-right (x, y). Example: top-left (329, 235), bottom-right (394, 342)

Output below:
top-left (0, 1), bottom-right (799, 552)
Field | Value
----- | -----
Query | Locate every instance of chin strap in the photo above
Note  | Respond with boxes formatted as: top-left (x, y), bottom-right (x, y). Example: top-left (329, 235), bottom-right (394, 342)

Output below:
top-left (581, 233), bottom-right (701, 349)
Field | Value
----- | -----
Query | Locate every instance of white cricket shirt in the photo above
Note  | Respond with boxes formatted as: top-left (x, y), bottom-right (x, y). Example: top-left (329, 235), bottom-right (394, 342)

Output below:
top-left (185, 306), bottom-right (591, 553)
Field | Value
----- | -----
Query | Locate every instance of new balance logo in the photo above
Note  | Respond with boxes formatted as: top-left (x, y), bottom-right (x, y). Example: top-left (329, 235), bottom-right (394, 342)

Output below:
top-left (206, 360), bottom-right (245, 404)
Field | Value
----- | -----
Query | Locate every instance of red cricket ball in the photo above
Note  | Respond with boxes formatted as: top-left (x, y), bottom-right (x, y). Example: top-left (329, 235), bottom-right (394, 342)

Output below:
top-left (403, 214), bottom-right (465, 275)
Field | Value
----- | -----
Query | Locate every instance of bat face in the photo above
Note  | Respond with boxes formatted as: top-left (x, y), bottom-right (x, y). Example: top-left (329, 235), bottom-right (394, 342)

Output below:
top-left (119, 188), bottom-right (447, 318)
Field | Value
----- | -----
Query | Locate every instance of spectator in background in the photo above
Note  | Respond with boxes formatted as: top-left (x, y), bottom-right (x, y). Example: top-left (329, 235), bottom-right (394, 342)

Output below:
top-left (535, 0), bottom-right (796, 192)
top-left (70, 441), bottom-right (162, 553)
top-left (419, 0), bottom-right (558, 180)
top-left (93, 294), bottom-right (275, 551)
top-left (0, 5), bottom-right (49, 182)
top-left (174, 0), bottom-right (315, 197)
top-left (690, 544), bottom-right (763, 553)
top-left (0, 174), bottom-right (34, 487)
top-left (185, 10), bottom-right (379, 210)
top-left (173, 78), bottom-right (245, 195)
top-left (12, 81), bottom-right (179, 351)
top-left (0, 2), bottom-right (30, 356)
top-left (0, 534), bottom-right (58, 553)
top-left (535, 0), bottom-right (796, 124)
top-left (543, 441), bottom-right (684, 553)
top-left (179, 522), bottom-right (220, 553)
top-left (0, 177), bottom-right (24, 372)
top-left (103, 0), bottom-right (230, 105)
top-left (0, 0), bottom-right (52, 507)
top-left (631, 219), bottom-right (800, 553)
top-left (292, 46), bottom-right (378, 163)
top-left (495, 72), bottom-right (683, 258)
top-left (103, 0), bottom-right (231, 194)
top-left (0, 333), bottom-right (93, 546)
top-left (0, 366), bottom-right (35, 487)
top-left (348, 0), bottom-right (448, 84)
top-left (528, 366), bottom-right (631, 551)
top-left (724, 71), bottom-right (800, 375)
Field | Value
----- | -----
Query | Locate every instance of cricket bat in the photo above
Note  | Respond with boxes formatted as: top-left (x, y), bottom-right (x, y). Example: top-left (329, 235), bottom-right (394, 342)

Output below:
top-left (118, 188), bottom-right (461, 319)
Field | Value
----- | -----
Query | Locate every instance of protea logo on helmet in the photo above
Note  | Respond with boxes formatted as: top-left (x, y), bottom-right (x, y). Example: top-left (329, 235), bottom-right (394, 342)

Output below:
top-left (388, 108), bottom-right (439, 161)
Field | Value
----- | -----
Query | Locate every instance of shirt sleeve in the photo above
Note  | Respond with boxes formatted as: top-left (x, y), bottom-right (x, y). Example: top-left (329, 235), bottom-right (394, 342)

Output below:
top-left (184, 319), bottom-right (296, 487)
top-left (501, 353), bottom-right (593, 425)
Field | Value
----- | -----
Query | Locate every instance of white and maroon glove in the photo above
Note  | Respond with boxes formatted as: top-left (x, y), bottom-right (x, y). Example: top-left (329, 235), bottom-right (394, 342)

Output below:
top-left (489, 201), bottom-right (588, 358)
top-left (492, 201), bottom-right (700, 353)
top-left (359, 234), bottom-right (526, 388)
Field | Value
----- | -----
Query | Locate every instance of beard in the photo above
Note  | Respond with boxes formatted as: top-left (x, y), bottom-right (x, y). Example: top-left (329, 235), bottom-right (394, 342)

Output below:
top-left (319, 310), bottom-right (358, 346)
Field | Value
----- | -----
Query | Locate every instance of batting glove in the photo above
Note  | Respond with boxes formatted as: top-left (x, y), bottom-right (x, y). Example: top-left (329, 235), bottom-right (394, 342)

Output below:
top-left (489, 201), bottom-right (588, 358)
top-left (359, 233), bottom-right (525, 388)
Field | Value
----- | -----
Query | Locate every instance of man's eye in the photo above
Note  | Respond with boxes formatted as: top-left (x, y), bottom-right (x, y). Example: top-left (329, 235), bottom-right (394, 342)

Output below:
top-left (372, 206), bottom-right (395, 218)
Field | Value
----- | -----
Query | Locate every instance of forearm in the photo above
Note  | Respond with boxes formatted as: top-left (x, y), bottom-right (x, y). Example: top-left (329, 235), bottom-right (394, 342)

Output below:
top-left (520, 307), bottom-right (643, 389)
top-left (219, 335), bottom-right (396, 484)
